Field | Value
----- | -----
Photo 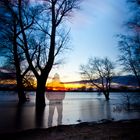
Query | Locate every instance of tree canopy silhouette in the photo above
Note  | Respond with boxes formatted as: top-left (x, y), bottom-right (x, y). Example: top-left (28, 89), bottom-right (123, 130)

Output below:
top-left (0, 0), bottom-right (34, 103)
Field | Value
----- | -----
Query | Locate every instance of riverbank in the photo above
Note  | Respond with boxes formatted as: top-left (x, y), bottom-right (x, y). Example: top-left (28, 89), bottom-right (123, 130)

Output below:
top-left (0, 119), bottom-right (140, 140)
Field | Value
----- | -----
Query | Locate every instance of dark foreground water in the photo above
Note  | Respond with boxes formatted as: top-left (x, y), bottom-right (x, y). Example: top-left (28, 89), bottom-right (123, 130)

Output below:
top-left (0, 91), bottom-right (140, 133)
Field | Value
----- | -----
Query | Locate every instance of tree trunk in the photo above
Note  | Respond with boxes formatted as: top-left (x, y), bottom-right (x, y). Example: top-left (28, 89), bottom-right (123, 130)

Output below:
top-left (36, 77), bottom-right (46, 108)
top-left (134, 71), bottom-right (140, 88)
top-left (103, 91), bottom-right (110, 100)
top-left (137, 77), bottom-right (140, 88)
top-left (17, 75), bottom-right (27, 105)
top-left (17, 89), bottom-right (26, 104)
top-left (13, 18), bottom-right (26, 105)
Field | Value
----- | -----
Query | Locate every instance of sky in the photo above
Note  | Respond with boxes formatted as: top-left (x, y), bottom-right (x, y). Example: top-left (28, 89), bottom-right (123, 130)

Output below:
top-left (0, 0), bottom-right (129, 83)
top-left (49, 0), bottom-right (129, 82)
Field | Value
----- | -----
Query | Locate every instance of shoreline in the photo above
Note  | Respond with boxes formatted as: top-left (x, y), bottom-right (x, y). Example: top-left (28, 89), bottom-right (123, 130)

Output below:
top-left (0, 119), bottom-right (140, 140)
top-left (0, 89), bottom-right (140, 92)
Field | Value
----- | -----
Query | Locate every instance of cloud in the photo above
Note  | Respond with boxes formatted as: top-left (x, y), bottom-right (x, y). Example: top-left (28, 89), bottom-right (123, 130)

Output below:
top-left (69, 0), bottom-right (120, 29)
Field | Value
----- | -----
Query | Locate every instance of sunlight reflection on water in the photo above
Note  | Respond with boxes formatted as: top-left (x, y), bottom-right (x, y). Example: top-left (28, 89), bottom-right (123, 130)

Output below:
top-left (0, 91), bottom-right (140, 132)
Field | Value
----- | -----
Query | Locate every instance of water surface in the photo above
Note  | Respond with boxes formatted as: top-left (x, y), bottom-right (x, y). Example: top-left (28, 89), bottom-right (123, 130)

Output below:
top-left (0, 91), bottom-right (140, 133)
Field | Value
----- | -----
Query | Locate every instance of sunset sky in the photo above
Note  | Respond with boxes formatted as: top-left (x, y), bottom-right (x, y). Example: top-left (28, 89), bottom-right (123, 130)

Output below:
top-left (0, 0), bottom-right (130, 83)
top-left (49, 0), bottom-right (129, 82)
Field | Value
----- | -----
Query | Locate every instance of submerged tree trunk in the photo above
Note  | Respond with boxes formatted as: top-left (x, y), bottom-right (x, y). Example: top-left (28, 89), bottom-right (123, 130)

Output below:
top-left (132, 64), bottom-right (140, 88)
top-left (13, 19), bottom-right (26, 104)
top-left (103, 91), bottom-right (110, 100)
top-left (17, 76), bottom-right (27, 104)
top-left (136, 76), bottom-right (140, 88)
top-left (36, 77), bottom-right (46, 108)
top-left (14, 50), bottom-right (27, 104)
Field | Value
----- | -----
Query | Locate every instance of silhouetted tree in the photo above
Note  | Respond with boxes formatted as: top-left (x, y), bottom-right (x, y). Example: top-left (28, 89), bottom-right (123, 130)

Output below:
top-left (127, 0), bottom-right (140, 32)
top-left (18, 0), bottom-right (81, 107)
top-left (117, 34), bottom-right (140, 87)
top-left (117, 0), bottom-right (140, 88)
top-left (0, 0), bottom-right (33, 103)
top-left (80, 57), bottom-right (115, 100)
top-left (0, 0), bottom-right (82, 106)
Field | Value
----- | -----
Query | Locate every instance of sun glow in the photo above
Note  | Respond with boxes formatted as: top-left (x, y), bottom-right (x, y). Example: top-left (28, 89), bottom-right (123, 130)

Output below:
top-left (0, 79), bottom-right (16, 85)
top-left (47, 73), bottom-right (66, 91)
top-left (47, 82), bottom-right (87, 91)
top-left (46, 73), bottom-right (88, 91)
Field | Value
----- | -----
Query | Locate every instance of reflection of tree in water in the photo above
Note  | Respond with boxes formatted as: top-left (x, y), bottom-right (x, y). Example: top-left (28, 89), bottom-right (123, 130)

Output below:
top-left (35, 107), bottom-right (45, 128)
top-left (46, 74), bottom-right (65, 127)
top-left (15, 105), bottom-right (23, 129)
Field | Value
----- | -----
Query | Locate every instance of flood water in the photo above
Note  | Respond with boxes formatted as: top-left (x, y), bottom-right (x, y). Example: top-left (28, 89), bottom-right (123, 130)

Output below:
top-left (0, 91), bottom-right (140, 133)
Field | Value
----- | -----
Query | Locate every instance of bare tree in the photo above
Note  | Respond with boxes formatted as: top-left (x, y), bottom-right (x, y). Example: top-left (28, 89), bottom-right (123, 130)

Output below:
top-left (0, 0), bottom-right (30, 103)
top-left (117, 34), bottom-right (140, 87)
top-left (80, 57), bottom-right (115, 100)
top-left (0, 0), bottom-right (82, 106)
top-left (116, 0), bottom-right (140, 88)
top-left (17, 0), bottom-right (81, 107)
top-left (127, 0), bottom-right (140, 32)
